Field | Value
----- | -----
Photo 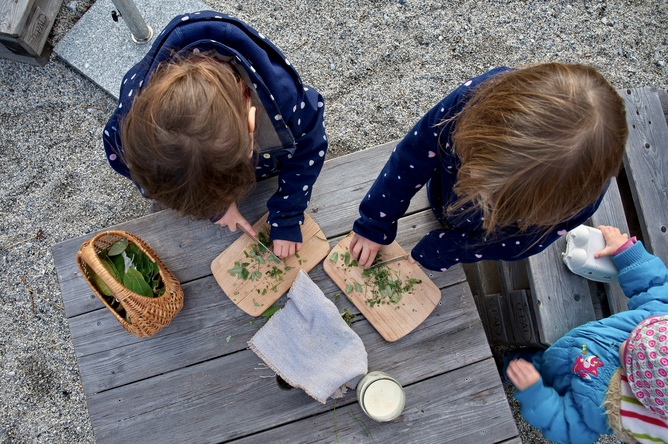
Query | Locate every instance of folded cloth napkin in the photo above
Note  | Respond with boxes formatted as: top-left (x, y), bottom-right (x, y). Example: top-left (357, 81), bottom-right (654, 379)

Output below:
top-left (249, 269), bottom-right (368, 403)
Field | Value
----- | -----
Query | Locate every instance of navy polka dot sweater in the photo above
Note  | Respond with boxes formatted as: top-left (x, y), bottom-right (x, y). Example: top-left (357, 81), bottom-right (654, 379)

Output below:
top-left (353, 68), bottom-right (606, 271)
top-left (103, 12), bottom-right (327, 243)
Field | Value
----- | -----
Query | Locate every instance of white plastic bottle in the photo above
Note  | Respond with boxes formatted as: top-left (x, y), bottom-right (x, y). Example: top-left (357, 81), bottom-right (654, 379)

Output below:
top-left (562, 225), bottom-right (619, 282)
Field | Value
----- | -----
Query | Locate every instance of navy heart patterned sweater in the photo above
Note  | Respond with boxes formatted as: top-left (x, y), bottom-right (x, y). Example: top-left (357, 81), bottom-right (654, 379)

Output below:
top-left (103, 11), bottom-right (327, 243)
top-left (353, 67), bottom-right (605, 271)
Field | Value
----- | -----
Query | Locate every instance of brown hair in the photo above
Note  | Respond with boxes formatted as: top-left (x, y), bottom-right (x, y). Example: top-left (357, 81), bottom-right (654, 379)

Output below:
top-left (448, 63), bottom-right (628, 236)
top-left (120, 54), bottom-right (256, 219)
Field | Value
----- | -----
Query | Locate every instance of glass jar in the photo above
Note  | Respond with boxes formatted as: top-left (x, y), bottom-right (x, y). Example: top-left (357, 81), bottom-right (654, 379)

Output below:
top-left (356, 371), bottom-right (406, 422)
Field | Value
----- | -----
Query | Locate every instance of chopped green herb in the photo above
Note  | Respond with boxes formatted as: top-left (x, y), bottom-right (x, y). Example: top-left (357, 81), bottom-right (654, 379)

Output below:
top-left (341, 308), bottom-right (356, 326)
top-left (226, 335), bottom-right (231, 342)
top-left (345, 284), bottom-right (353, 293)
top-left (262, 306), bottom-right (280, 322)
top-left (329, 251), bottom-right (339, 262)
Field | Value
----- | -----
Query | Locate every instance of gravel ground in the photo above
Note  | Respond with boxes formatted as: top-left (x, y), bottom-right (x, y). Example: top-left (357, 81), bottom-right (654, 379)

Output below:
top-left (1, 0), bottom-right (666, 442)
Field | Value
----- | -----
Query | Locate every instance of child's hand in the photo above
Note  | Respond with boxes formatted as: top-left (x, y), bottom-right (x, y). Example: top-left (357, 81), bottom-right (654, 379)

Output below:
top-left (350, 233), bottom-right (381, 268)
top-left (273, 240), bottom-right (302, 259)
top-left (214, 202), bottom-right (256, 237)
top-left (595, 225), bottom-right (629, 258)
top-left (506, 358), bottom-right (540, 391)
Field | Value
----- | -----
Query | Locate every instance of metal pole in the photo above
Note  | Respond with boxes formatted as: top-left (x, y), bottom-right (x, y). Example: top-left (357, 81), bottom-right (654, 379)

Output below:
top-left (110, 0), bottom-right (153, 44)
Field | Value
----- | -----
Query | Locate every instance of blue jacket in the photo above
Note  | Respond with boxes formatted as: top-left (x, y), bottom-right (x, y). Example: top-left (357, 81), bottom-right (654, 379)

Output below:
top-left (103, 11), bottom-right (327, 242)
top-left (514, 241), bottom-right (668, 444)
top-left (352, 68), bottom-right (604, 271)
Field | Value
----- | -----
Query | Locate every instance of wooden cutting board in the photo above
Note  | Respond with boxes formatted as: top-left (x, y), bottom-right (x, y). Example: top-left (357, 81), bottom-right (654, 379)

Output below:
top-left (211, 213), bottom-right (330, 316)
top-left (323, 233), bottom-right (441, 342)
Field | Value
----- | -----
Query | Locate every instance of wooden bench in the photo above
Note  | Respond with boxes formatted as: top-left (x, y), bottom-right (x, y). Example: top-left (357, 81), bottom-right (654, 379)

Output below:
top-left (52, 142), bottom-right (519, 443)
top-left (0, 0), bottom-right (61, 66)
top-left (471, 87), bottom-right (668, 346)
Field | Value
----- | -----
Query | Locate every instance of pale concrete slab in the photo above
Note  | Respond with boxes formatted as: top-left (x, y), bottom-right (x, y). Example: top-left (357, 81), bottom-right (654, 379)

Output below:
top-left (54, 0), bottom-right (208, 99)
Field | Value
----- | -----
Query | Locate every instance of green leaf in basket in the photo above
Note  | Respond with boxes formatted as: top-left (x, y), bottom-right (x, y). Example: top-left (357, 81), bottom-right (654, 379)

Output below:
top-left (345, 284), bottom-right (353, 293)
top-left (109, 253), bottom-right (126, 281)
top-left (108, 238), bottom-right (128, 256)
top-left (123, 268), bottom-right (154, 298)
top-left (98, 252), bottom-right (122, 282)
top-left (329, 251), bottom-right (338, 262)
top-left (86, 264), bottom-right (114, 297)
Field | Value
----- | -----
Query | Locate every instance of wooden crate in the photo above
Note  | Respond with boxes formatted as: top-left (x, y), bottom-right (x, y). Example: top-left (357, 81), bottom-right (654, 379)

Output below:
top-left (0, 0), bottom-right (61, 66)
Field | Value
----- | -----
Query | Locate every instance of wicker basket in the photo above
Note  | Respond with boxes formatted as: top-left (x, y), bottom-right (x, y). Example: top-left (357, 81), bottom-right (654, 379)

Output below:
top-left (76, 230), bottom-right (184, 338)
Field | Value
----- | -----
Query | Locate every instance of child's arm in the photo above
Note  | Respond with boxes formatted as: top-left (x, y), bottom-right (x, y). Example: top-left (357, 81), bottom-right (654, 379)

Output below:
top-left (508, 359), bottom-right (602, 444)
top-left (408, 212), bottom-right (591, 271)
top-left (351, 95), bottom-right (460, 268)
top-left (595, 226), bottom-right (668, 309)
top-left (266, 85), bottom-right (327, 252)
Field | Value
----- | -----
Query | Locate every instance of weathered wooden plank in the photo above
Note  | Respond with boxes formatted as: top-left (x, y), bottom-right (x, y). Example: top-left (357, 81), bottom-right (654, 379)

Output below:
top-left (52, 178), bottom-right (279, 318)
top-left (485, 293), bottom-right (509, 344)
top-left (589, 177), bottom-right (630, 314)
top-left (526, 236), bottom-right (595, 345)
top-left (656, 88), bottom-right (668, 126)
top-left (0, 0), bottom-right (35, 36)
top-left (471, 261), bottom-right (502, 340)
top-left (620, 88), bottom-right (668, 263)
top-left (70, 260), bottom-right (466, 395)
top-left (228, 359), bottom-right (517, 444)
top-left (52, 141), bottom-right (439, 318)
top-left (87, 282), bottom-right (489, 442)
top-left (18, 0), bottom-right (60, 55)
top-left (473, 261), bottom-right (502, 297)
top-left (0, 37), bottom-right (50, 66)
top-left (507, 290), bottom-right (540, 346)
top-left (54, 204), bottom-right (444, 319)
top-left (307, 139), bottom-right (430, 230)
top-left (497, 260), bottom-right (530, 296)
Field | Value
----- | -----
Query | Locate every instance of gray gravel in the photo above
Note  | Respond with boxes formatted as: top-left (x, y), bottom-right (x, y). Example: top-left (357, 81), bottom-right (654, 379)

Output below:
top-left (2, 0), bottom-right (666, 442)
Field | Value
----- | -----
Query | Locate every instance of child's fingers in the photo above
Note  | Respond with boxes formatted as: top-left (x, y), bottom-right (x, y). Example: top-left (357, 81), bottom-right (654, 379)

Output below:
top-left (350, 234), bottom-right (361, 257)
top-left (359, 247), bottom-right (372, 268)
top-left (295, 242), bottom-right (303, 252)
top-left (595, 246), bottom-right (615, 258)
top-left (407, 253), bottom-right (416, 264)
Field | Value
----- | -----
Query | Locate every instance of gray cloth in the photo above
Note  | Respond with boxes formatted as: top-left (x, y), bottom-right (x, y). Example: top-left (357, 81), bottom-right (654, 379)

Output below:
top-left (249, 270), bottom-right (368, 403)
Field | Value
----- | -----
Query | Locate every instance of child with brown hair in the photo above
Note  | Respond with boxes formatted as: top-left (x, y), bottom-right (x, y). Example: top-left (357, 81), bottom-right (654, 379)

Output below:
top-left (505, 226), bottom-right (668, 444)
top-left (103, 12), bottom-right (328, 258)
top-left (350, 63), bottom-right (628, 270)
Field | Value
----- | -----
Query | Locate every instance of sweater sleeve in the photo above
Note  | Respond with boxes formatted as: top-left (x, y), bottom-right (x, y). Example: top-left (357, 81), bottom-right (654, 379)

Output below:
top-left (266, 84), bottom-right (327, 242)
top-left (352, 93), bottom-right (463, 246)
top-left (410, 197), bottom-right (600, 271)
top-left (613, 241), bottom-right (668, 310)
top-left (514, 378), bottom-right (602, 444)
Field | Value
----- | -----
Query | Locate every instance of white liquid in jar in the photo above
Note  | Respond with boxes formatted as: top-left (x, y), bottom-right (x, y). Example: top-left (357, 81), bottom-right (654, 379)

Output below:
top-left (362, 379), bottom-right (403, 420)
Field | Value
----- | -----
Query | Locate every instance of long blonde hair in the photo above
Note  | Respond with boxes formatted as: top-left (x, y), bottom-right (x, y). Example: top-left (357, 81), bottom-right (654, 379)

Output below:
top-left (448, 63), bottom-right (628, 236)
top-left (121, 54), bottom-right (256, 219)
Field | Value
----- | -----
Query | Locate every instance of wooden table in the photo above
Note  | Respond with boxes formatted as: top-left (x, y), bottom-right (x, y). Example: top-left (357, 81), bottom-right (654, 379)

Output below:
top-left (52, 141), bottom-right (519, 443)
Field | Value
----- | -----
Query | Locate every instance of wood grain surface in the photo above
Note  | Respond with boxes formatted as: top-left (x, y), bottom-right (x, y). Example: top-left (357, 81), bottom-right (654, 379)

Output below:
top-left (211, 213), bottom-right (330, 316)
top-left (323, 234), bottom-right (440, 342)
top-left (620, 88), bottom-right (668, 263)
